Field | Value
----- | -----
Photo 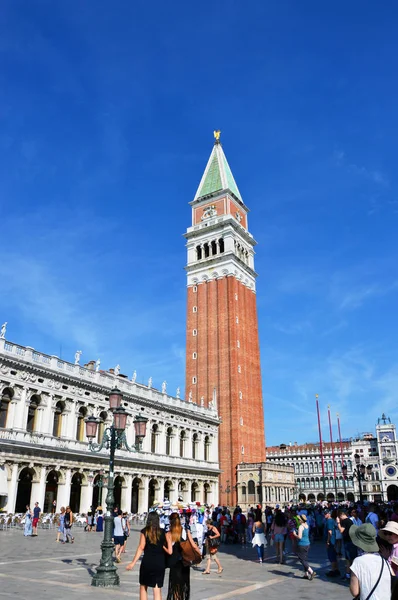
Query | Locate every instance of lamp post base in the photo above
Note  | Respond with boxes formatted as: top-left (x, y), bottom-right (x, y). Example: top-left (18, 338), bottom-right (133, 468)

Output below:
top-left (91, 565), bottom-right (120, 587)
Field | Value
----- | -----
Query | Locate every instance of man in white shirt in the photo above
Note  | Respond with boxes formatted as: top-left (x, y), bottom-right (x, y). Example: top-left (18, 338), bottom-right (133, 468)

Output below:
top-left (349, 523), bottom-right (391, 600)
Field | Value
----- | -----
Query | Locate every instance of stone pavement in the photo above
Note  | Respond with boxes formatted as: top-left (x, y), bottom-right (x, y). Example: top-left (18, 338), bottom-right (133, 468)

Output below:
top-left (0, 525), bottom-right (351, 599)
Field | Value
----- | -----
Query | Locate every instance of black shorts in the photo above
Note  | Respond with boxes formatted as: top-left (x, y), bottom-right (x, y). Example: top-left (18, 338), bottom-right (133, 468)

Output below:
top-left (114, 535), bottom-right (125, 546)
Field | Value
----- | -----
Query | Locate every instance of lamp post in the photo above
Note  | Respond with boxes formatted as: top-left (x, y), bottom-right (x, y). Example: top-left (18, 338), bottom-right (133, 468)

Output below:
top-left (352, 453), bottom-right (373, 505)
top-left (88, 469), bottom-right (107, 508)
top-left (85, 387), bottom-right (148, 588)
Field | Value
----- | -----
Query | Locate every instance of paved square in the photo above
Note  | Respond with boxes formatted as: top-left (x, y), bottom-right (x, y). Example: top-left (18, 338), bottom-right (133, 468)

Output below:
top-left (0, 525), bottom-right (350, 599)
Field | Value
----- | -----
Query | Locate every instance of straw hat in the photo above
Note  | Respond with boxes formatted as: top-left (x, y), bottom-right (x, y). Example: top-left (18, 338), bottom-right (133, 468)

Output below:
top-left (349, 523), bottom-right (379, 553)
top-left (379, 521), bottom-right (398, 541)
top-left (299, 514), bottom-right (307, 522)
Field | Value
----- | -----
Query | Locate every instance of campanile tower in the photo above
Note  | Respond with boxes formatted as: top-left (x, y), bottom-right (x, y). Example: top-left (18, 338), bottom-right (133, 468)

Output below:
top-left (185, 132), bottom-right (266, 505)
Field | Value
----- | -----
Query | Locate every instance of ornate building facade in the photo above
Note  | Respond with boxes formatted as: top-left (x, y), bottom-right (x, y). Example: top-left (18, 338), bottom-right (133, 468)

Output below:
top-left (0, 337), bottom-right (220, 513)
top-left (184, 134), bottom-right (265, 506)
top-left (236, 462), bottom-right (295, 509)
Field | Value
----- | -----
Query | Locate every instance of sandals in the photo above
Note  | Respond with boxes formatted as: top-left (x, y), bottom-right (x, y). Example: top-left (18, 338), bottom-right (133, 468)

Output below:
top-left (202, 571), bottom-right (210, 575)
top-left (217, 568), bottom-right (223, 574)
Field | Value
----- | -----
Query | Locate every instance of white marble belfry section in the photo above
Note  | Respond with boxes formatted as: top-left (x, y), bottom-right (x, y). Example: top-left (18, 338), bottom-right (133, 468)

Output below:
top-left (0, 338), bottom-right (220, 513)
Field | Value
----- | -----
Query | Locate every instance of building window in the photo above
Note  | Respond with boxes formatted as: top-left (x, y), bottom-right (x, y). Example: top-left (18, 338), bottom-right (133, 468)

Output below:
top-left (237, 340), bottom-right (240, 348)
top-left (192, 376), bottom-right (197, 384)
top-left (98, 411), bottom-right (108, 443)
top-left (0, 388), bottom-right (13, 428)
top-left (76, 406), bottom-right (87, 441)
top-left (193, 306), bottom-right (197, 313)
top-left (196, 246), bottom-right (202, 261)
top-left (166, 427), bottom-right (173, 456)
top-left (219, 238), bottom-right (225, 253)
top-left (151, 424), bottom-right (158, 453)
top-left (241, 445), bottom-right (244, 455)
top-left (192, 352), bottom-right (197, 359)
top-left (204, 435), bottom-right (210, 461)
top-left (193, 286), bottom-right (197, 293)
top-left (180, 431), bottom-right (186, 457)
top-left (239, 391), bottom-right (243, 399)
top-left (236, 316), bottom-right (239, 324)
top-left (238, 365), bottom-right (241, 373)
top-left (52, 401), bottom-right (65, 437)
top-left (240, 417), bottom-right (243, 426)
top-left (192, 433), bottom-right (198, 459)
top-left (235, 293), bottom-right (238, 301)
top-left (193, 329), bottom-right (197, 336)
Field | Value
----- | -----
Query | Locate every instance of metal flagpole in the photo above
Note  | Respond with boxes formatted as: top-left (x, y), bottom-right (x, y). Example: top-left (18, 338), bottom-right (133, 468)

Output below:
top-left (316, 395), bottom-right (326, 499)
top-left (328, 405), bottom-right (338, 500)
top-left (337, 413), bottom-right (347, 497)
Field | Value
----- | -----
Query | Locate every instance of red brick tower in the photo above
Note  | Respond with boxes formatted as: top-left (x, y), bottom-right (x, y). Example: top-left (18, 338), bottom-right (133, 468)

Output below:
top-left (184, 132), bottom-right (266, 506)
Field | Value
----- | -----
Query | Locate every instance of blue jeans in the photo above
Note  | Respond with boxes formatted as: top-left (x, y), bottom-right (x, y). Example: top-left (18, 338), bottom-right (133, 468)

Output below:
top-left (255, 544), bottom-right (264, 560)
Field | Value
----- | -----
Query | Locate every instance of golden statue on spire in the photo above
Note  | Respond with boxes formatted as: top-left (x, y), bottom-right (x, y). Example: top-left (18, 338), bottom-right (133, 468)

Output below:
top-left (214, 130), bottom-right (221, 143)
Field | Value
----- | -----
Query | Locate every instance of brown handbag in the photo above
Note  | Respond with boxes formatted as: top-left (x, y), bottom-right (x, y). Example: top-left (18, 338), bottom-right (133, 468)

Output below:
top-left (180, 534), bottom-right (202, 567)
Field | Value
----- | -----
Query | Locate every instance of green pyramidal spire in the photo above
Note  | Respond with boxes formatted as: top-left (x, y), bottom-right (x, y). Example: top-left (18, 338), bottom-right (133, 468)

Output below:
top-left (194, 132), bottom-right (243, 203)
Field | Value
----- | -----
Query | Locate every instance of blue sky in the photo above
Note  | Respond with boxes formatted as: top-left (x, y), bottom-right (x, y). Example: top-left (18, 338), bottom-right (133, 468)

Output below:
top-left (0, 1), bottom-right (397, 446)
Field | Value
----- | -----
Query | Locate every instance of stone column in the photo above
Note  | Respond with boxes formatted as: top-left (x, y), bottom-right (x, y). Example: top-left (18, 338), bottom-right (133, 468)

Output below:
top-left (80, 477), bottom-right (93, 513)
top-left (31, 465), bottom-right (46, 509)
top-left (121, 474), bottom-right (132, 512)
top-left (35, 405), bottom-right (46, 434)
top-left (185, 430), bottom-right (193, 459)
top-left (156, 425), bottom-right (166, 456)
top-left (6, 398), bottom-right (18, 429)
top-left (62, 400), bottom-right (75, 439)
top-left (6, 463), bottom-right (19, 513)
top-left (156, 476), bottom-right (164, 502)
top-left (42, 394), bottom-right (54, 435)
top-left (13, 387), bottom-right (29, 430)
top-left (197, 480), bottom-right (205, 504)
top-left (138, 475), bottom-right (149, 514)
top-left (57, 468), bottom-right (72, 509)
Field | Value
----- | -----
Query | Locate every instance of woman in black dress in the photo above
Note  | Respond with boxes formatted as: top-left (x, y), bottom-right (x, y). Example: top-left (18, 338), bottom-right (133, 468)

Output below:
top-left (166, 513), bottom-right (200, 600)
top-left (126, 513), bottom-right (172, 600)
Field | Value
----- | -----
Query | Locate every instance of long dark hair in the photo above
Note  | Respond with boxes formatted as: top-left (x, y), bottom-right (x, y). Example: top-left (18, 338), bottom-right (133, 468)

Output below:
top-left (145, 512), bottom-right (161, 544)
top-left (275, 512), bottom-right (286, 527)
top-left (169, 512), bottom-right (182, 543)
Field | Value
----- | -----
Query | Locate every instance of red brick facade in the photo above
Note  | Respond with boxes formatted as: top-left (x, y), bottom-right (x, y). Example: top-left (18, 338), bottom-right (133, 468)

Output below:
top-left (185, 276), bottom-right (266, 506)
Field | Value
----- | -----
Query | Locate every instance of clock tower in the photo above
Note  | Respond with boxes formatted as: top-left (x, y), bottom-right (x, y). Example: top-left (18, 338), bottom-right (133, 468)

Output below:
top-left (184, 132), bottom-right (266, 505)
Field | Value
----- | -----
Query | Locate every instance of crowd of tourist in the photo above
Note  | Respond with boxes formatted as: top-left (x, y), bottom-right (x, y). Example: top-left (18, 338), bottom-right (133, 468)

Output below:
top-left (15, 497), bottom-right (398, 599)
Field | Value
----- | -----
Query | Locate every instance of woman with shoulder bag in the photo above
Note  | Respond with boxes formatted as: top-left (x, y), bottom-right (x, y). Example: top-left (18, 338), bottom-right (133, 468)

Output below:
top-left (64, 506), bottom-right (74, 544)
top-left (166, 513), bottom-right (200, 599)
top-left (349, 523), bottom-right (392, 600)
top-left (203, 519), bottom-right (223, 575)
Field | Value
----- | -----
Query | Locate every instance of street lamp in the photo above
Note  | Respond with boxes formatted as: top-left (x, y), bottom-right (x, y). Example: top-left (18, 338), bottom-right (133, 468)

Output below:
top-left (85, 387), bottom-right (148, 588)
top-left (352, 453), bottom-right (373, 505)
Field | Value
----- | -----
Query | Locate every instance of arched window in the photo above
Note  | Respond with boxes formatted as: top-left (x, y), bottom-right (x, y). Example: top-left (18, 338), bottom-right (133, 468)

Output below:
top-left (299, 463), bottom-right (304, 473)
top-left (0, 387), bottom-right (13, 428)
top-left (218, 238), bottom-right (224, 253)
top-left (204, 435), bottom-right (210, 461)
top-left (196, 245), bottom-right (202, 260)
top-left (304, 463), bottom-right (309, 473)
top-left (166, 427), bottom-right (173, 456)
top-left (52, 401), bottom-right (65, 437)
top-left (314, 462), bottom-right (318, 473)
top-left (192, 433), bottom-right (198, 459)
top-left (151, 424), bottom-right (158, 454)
top-left (248, 480), bottom-right (255, 495)
top-left (27, 395), bottom-right (41, 432)
top-left (179, 430), bottom-right (186, 457)
top-left (98, 411), bottom-right (108, 443)
top-left (241, 485), bottom-right (247, 498)
top-left (211, 240), bottom-right (217, 255)
top-left (76, 406), bottom-right (87, 441)
top-left (348, 460), bottom-right (352, 470)
top-left (309, 462), bottom-right (314, 473)
top-left (204, 243), bottom-right (210, 258)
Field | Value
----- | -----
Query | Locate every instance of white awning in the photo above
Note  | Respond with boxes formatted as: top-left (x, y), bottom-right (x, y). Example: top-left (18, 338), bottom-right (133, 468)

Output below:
top-left (0, 466), bottom-right (8, 496)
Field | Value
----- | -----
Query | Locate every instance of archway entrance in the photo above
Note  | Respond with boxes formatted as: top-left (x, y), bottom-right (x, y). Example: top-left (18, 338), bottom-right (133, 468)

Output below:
top-left (114, 476), bottom-right (123, 508)
top-left (327, 493), bottom-right (335, 502)
top-left (44, 470), bottom-right (59, 512)
top-left (148, 479), bottom-right (157, 509)
top-left (387, 485), bottom-right (398, 501)
top-left (317, 493), bottom-right (325, 501)
top-left (299, 493), bottom-right (306, 502)
top-left (347, 492), bottom-right (355, 502)
top-left (69, 473), bottom-right (82, 513)
top-left (15, 467), bottom-right (34, 512)
top-left (191, 482), bottom-right (198, 502)
top-left (131, 478), bottom-right (141, 513)
top-left (164, 480), bottom-right (172, 501)
top-left (308, 493), bottom-right (315, 502)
